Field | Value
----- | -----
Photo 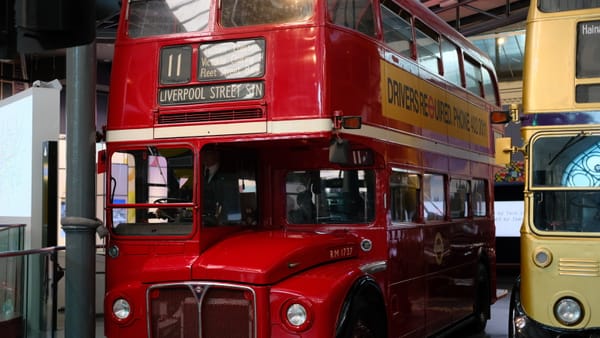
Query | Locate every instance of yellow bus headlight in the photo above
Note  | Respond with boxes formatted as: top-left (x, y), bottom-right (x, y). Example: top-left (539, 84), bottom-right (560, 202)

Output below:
top-left (554, 297), bottom-right (583, 326)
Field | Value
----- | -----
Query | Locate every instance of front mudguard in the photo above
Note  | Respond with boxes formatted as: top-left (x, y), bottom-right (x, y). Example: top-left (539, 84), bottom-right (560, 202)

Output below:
top-left (509, 276), bottom-right (600, 338)
top-left (269, 259), bottom-right (387, 337)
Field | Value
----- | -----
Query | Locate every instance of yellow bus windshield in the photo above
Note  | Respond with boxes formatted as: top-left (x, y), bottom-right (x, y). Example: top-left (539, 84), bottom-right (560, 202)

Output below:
top-left (531, 133), bottom-right (600, 233)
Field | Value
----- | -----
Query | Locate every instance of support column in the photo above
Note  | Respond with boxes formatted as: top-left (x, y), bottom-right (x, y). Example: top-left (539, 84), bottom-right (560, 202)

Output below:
top-left (62, 42), bottom-right (98, 338)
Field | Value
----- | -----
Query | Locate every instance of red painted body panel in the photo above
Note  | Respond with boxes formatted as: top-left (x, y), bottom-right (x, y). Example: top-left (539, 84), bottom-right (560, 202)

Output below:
top-left (192, 230), bottom-right (360, 284)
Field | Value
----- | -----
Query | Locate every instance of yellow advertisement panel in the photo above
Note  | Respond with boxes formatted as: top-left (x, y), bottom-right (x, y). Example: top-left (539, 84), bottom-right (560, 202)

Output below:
top-left (381, 61), bottom-right (489, 147)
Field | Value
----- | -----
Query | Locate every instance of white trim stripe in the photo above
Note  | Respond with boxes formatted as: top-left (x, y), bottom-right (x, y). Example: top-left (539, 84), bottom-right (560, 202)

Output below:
top-left (106, 128), bottom-right (154, 142)
top-left (154, 121), bottom-right (268, 138)
top-left (106, 118), bottom-right (333, 142)
top-left (343, 124), bottom-right (495, 164)
top-left (105, 119), bottom-right (493, 164)
top-left (267, 118), bottom-right (333, 134)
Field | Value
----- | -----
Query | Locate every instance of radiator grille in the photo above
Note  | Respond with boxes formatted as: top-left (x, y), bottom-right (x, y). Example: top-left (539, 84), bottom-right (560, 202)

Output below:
top-left (148, 283), bottom-right (256, 338)
top-left (157, 109), bottom-right (263, 124)
top-left (559, 258), bottom-right (600, 277)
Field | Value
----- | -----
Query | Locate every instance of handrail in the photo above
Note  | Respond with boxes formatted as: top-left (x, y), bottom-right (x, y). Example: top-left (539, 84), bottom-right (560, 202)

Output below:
top-left (0, 244), bottom-right (105, 337)
top-left (0, 246), bottom-right (65, 258)
top-left (0, 224), bottom-right (26, 231)
top-left (0, 245), bottom-right (105, 258)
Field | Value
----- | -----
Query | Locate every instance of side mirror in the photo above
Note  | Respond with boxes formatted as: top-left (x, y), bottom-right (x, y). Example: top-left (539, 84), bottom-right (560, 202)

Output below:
top-left (491, 110), bottom-right (512, 124)
top-left (491, 103), bottom-right (520, 124)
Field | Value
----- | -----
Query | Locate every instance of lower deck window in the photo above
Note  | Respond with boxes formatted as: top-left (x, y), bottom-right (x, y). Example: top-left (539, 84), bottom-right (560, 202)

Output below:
top-left (286, 169), bottom-right (375, 224)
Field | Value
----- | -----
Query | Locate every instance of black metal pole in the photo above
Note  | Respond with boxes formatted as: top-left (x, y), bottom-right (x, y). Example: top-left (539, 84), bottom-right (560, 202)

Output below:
top-left (62, 41), bottom-right (98, 338)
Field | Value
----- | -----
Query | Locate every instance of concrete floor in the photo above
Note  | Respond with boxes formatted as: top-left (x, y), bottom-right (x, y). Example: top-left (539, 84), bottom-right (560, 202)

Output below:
top-left (466, 271), bottom-right (517, 338)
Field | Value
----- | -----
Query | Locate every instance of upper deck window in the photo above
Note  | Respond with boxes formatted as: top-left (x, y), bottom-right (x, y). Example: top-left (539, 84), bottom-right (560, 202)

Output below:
top-left (328, 0), bottom-right (376, 37)
top-left (539, 0), bottom-right (600, 12)
top-left (414, 20), bottom-right (441, 75)
top-left (482, 67), bottom-right (498, 105)
top-left (221, 0), bottom-right (314, 27)
top-left (577, 20), bottom-right (600, 79)
top-left (464, 56), bottom-right (482, 97)
top-left (127, 0), bottom-right (210, 38)
top-left (441, 38), bottom-right (461, 86)
top-left (381, 4), bottom-right (413, 59)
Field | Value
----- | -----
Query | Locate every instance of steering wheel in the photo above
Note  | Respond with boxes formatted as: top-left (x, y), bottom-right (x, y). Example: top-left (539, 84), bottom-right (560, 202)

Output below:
top-left (154, 198), bottom-right (187, 222)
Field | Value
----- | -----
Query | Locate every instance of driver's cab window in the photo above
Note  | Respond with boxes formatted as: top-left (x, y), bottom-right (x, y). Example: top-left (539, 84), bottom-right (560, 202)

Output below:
top-left (286, 169), bottom-right (375, 224)
top-left (110, 147), bottom-right (194, 235)
top-left (201, 147), bottom-right (257, 227)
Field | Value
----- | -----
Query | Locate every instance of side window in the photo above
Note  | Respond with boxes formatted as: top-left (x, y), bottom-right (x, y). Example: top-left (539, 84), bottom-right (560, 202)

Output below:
top-left (415, 20), bottom-right (441, 75)
top-left (381, 4), bottom-right (413, 59)
top-left (423, 173), bottom-right (445, 221)
top-left (472, 179), bottom-right (487, 217)
top-left (441, 38), bottom-right (461, 86)
top-left (286, 169), bottom-right (375, 224)
top-left (464, 56), bottom-right (482, 96)
top-left (450, 179), bottom-right (470, 218)
top-left (482, 66), bottom-right (498, 105)
top-left (390, 171), bottom-right (420, 223)
top-left (328, 0), bottom-right (376, 37)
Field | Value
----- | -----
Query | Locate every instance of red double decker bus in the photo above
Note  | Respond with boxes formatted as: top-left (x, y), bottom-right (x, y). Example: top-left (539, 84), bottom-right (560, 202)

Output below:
top-left (103, 0), bottom-right (501, 337)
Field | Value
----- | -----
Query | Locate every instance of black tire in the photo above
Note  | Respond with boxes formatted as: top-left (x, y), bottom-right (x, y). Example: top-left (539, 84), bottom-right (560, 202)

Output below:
top-left (337, 297), bottom-right (385, 338)
top-left (508, 276), bottom-right (520, 338)
top-left (467, 264), bottom-right (490, 334)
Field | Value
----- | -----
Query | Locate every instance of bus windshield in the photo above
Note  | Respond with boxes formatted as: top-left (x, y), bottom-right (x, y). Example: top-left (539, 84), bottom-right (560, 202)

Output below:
top-left (531, 134), bottom-right (600, 233)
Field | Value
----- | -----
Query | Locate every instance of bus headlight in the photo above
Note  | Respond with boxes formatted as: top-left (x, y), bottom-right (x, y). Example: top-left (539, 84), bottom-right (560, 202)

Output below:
top-left (112, 298), bottom-right (131, 320)
top-left (281, 299), bottom-right (312, 331)
top-left (554, 297), bottom-right (583, 326)
top-left (286, 303), bottom-right (307, 326)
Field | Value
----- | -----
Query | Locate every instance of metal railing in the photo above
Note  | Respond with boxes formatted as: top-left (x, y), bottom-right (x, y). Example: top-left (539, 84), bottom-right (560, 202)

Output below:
top-left (0, 224), bottom-right (25, 252)
top-left (0, 227), bottom-right (105, 338)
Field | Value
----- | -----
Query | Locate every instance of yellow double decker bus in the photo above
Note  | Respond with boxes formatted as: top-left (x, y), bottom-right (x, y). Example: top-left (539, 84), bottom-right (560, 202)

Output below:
top-left (494, 1), bottom-right (600, 337)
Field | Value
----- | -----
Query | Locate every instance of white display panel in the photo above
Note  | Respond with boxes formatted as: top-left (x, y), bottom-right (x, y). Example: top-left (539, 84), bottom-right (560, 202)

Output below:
top-left (0, 87), bottom-right (60, 249)
top-left (494, 200), bottom-right (524, 237)
top-left (0, 94), bottom-right (33, 217)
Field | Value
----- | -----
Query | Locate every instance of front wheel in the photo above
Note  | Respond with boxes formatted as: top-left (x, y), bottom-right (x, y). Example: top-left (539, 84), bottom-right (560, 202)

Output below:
top-left (467, 264), bottom-right (490, 334)
top-left (337, 298), bottom-right (385, 338)
top-left (508, 276), bottom-right (521, 338)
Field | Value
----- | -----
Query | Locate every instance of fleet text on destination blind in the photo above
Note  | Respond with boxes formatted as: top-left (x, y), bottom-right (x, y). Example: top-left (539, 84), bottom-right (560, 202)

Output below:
top-left (159, 82), bottom-right (264, 105)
